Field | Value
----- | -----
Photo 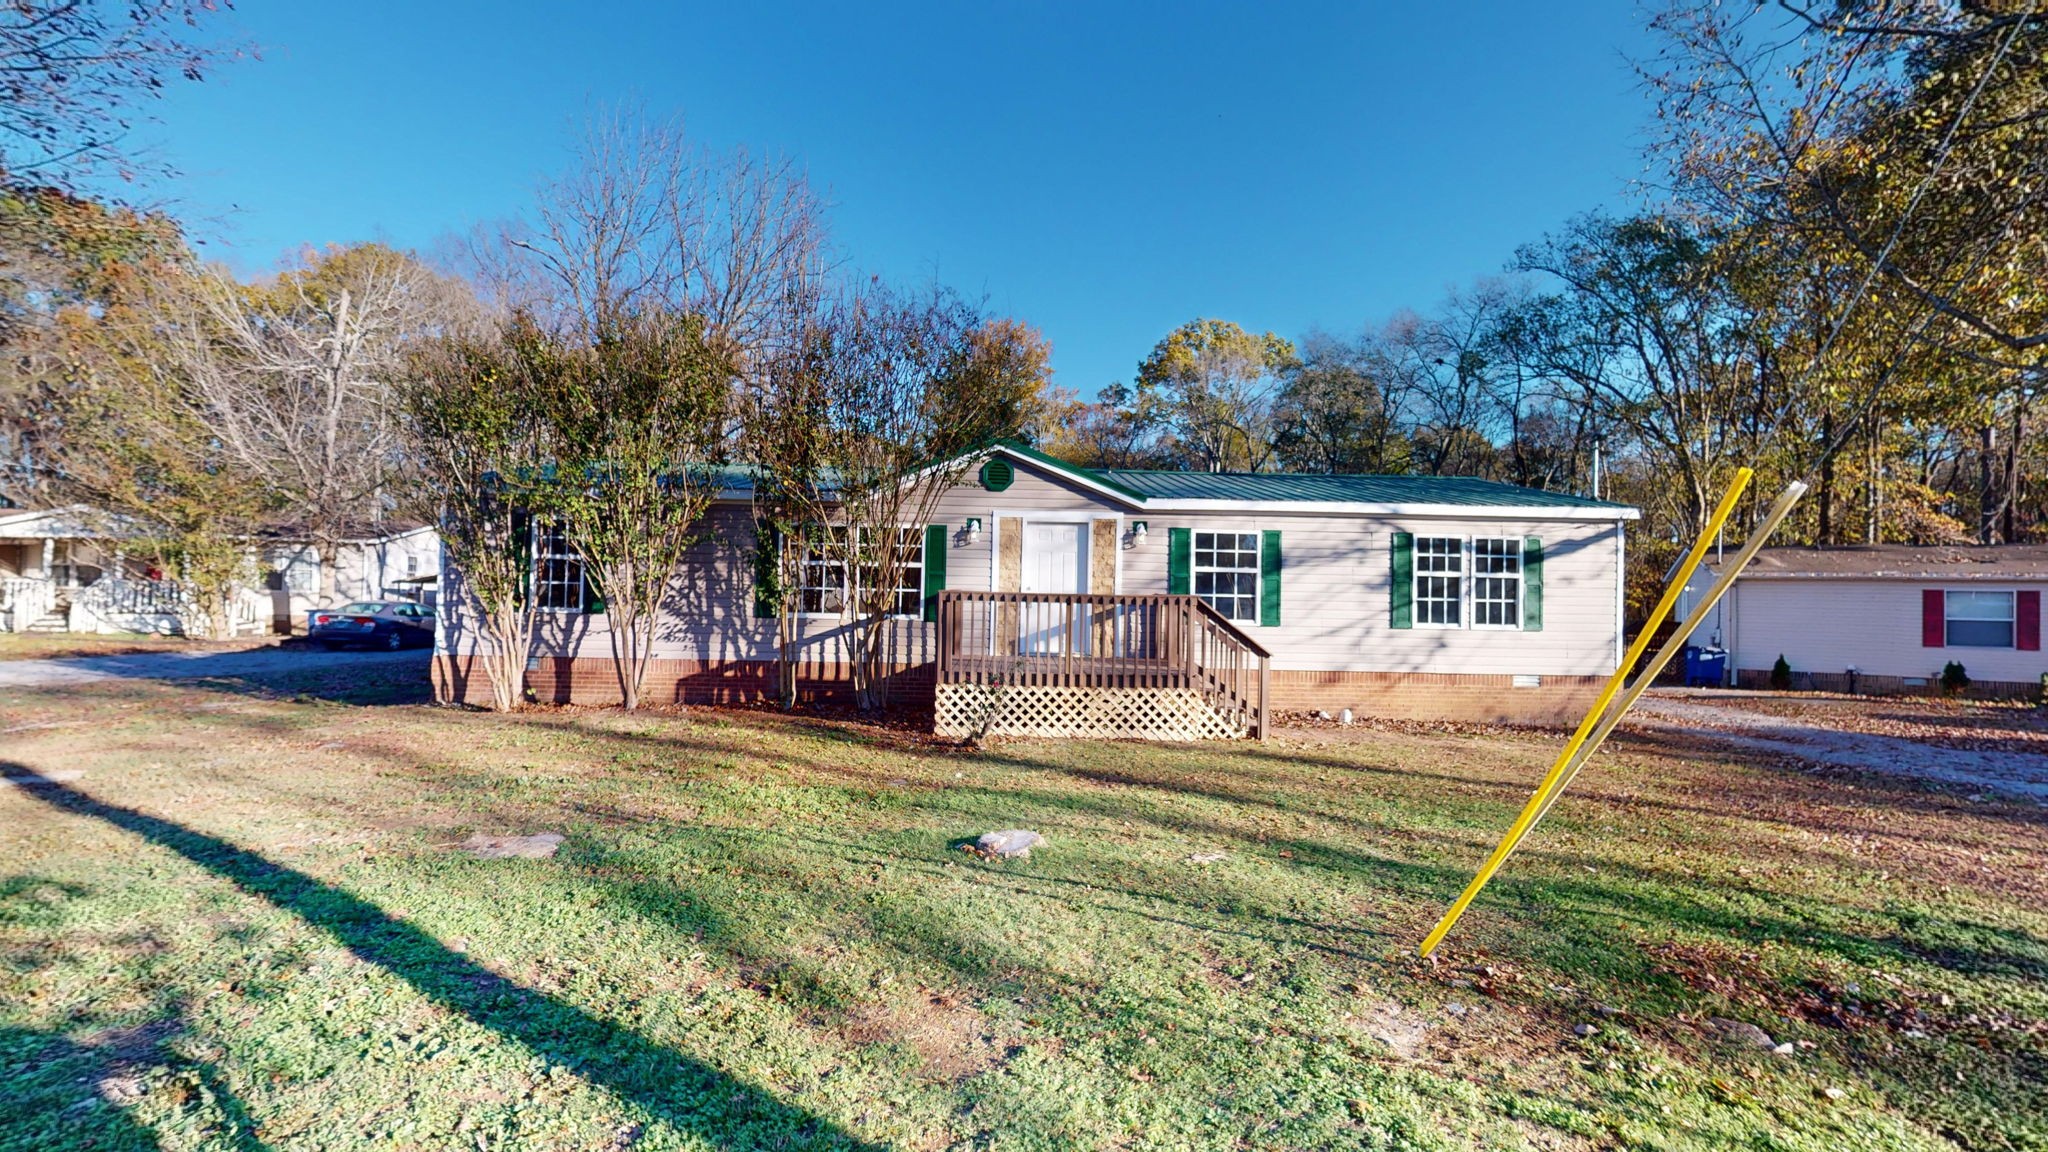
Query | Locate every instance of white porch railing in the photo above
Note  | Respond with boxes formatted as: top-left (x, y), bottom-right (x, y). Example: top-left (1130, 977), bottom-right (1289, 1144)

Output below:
top-left (1, 577), bottom-right (57, 631)
top-left (69, 578), bottom-right (268, 637)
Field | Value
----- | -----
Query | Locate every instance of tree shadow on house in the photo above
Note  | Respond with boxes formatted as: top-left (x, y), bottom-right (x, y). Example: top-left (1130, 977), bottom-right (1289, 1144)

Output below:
top-left (0, 763), bottom-right (887, 1152)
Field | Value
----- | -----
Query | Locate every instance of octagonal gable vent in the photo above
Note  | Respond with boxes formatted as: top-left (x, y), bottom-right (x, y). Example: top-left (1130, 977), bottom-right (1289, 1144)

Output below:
top-left (980, 458), bottom-right (1015, 492)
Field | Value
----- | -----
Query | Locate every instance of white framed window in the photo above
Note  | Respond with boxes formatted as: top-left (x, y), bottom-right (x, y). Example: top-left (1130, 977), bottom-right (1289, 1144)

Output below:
top-left (796, 527), bottom-right (848, 615)
top-left (532, 523), bottom-right (585, 612)
top-left (1945, 590), bottom-right (2014, 648)
top-left (874, 526), bottom-right (925, 619)
top-left (798, 526), bottom-right (926, 618)
top-left (1471, 537), bottom-right (1523, 629)
top-left (1413, 536), bottom-right (1464, 627)
top-left (1193, 530), bottom-right (1260, 622)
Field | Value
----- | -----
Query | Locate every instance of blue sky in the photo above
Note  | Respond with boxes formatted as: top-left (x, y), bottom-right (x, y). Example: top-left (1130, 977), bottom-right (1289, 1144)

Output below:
top-left (150, 2), bottom-right (1658, 394)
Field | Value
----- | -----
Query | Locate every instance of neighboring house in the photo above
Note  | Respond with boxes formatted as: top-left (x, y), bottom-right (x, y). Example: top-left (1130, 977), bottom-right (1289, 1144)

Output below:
top-left (0, 506), bottom-right (440, 636)
top-left (433, 442), bottom-right (1640, 731)
top-left (1677, 544), bottom-right (2048, 696)
top-left (259, 522), bottom-right (441, 631)
top-left (0, 506), bottom-right (135, 632)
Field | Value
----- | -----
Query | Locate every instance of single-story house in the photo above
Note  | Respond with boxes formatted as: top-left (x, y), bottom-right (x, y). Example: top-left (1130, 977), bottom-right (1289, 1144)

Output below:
top-left (432, 443), bottom-right (1640, 731)
top-left (1677, 544), bottom-right (2047, 696)
top-left (0, 505), bottom-right (440, 636)
top-left (0, 506), bottom-right (138, 632)
top-left (260, 521), bottom-right (441, 630)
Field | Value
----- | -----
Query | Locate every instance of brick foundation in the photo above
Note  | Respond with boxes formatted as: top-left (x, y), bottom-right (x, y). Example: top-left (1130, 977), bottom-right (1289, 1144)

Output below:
top-left (432, 655), bottom-right (935, 709)
top-left (1266, 669), bottom-right (1604, 725)
top-left (434, 655), bottom-right (1602, 725)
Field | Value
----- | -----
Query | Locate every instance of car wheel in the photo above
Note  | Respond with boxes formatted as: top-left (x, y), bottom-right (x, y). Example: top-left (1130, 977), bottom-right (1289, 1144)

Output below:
top-left (382, 631), bottom-right (403, 652)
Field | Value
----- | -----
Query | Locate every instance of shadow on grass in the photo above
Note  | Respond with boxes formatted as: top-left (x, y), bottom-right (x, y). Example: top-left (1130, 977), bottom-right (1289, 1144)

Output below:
top-left (0, 761), bottom-right (885, 1152)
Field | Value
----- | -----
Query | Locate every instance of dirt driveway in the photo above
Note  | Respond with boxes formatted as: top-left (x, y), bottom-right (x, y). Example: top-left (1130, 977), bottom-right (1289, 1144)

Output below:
top-left (1632, 689), bottom-right (2048, 801)
top-left (0, 644), bottom-right (429, 689)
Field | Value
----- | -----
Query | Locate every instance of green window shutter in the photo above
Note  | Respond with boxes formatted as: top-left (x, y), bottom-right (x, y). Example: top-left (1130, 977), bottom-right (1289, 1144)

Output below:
top-left (1259, 530), bottom-right (1282, 627)
top-left (512, 511), bottom-right (533, 609)
top-left (1390, 531), bottom-right (1414, 629)
top-left (922, 524), bottom-right (947, 622)
top-left (1522, 536), bottom-right (1544, 632)
top-left (581, 556), bottom-right (606, 614)
top-left (752, 522), bottom-right (781, 618)
top-left (1167, 527), bottom-right (1192, 594)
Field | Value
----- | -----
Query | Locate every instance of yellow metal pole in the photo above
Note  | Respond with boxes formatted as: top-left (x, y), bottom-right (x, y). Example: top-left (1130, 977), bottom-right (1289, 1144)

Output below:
top-left (1522, 480), bottom-right (1807, 830)
top-left (1416, 468), bottom-right (1754, 959)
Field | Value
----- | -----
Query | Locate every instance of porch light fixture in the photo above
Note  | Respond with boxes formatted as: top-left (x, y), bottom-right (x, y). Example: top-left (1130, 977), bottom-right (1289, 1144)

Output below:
top-left (964, 517), bottom-right (983, 543)
top-left (1128, 520), bottom-right (1149, 548)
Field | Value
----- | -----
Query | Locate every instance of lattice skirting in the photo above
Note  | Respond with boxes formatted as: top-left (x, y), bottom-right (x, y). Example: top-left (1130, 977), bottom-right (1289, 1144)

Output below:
top-left (934, 683), bottom-right (1248, 741)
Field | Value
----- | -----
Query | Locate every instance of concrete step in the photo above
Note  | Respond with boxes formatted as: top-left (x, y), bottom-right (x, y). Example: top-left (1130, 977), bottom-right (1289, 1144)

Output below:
top-left (24, 613), bottom-right (69, 632)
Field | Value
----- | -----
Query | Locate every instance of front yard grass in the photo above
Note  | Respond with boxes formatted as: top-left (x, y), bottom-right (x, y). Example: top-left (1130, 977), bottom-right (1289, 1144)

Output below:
top-left (0, 632), bottom-right (273, 662)
top-left (1, 669), bottom-right (2042, 1151)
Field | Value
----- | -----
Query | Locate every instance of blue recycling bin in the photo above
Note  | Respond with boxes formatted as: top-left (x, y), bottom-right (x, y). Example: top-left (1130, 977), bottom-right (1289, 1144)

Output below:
top-left (1683, 646), bottom-right (1727, 688)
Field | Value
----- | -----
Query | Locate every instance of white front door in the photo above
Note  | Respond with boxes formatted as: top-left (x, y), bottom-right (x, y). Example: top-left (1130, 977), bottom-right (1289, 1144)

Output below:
top-left (1019, 522), bottom-right (1087, 654)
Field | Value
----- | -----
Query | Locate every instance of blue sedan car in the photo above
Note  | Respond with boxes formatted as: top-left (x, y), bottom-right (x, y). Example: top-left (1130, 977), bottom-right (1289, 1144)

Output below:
top-left (309, 601), bottom-right (436, 651)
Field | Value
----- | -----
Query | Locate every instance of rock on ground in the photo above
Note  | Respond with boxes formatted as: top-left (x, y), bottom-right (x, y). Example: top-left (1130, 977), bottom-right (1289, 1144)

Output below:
top-left (974, 829), bottom-right (1044, 859)
top-left (461, 832), bottom-right (565, 860)
top-left (1705, 1016), bottom-right (1777, 1050)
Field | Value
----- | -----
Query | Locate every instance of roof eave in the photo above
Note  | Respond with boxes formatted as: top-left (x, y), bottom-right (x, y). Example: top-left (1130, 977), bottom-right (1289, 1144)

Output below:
top-left (1138, 497), bottom-right (1640, 521)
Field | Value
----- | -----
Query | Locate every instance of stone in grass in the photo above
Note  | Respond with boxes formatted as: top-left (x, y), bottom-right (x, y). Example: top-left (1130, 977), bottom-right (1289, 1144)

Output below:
top-left (1573, 1023), bottom-right (1599, 1038)
top-left (1705, 1016), bottom-right (1778, 1050)
top-left (461, 832), bottom-right (565, 860)
top-left (974, 829), bottom-right (1044, 859)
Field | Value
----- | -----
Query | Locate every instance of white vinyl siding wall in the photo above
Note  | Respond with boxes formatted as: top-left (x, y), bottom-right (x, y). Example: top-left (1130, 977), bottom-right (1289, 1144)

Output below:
top-left (1718, 578), bottom-right (2048, 685)
top-left (503, 456), bottom-right (1625, 678)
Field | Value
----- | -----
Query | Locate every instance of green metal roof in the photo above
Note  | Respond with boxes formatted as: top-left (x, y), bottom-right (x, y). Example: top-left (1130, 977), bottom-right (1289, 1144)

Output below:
top-left (1091, 469), bottom-right (1635, 511)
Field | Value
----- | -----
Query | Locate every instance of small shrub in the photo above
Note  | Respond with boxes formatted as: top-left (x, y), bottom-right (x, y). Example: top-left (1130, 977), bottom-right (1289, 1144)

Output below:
top-left (1769, 655), bottom-right (1793, 691)
top-left (1940, 661), bottom-right (1971, 696)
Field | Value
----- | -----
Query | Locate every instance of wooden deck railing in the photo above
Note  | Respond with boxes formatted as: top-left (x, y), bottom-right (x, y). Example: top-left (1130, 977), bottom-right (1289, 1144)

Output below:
top-left (933, 590), bottom-right (1271, 740)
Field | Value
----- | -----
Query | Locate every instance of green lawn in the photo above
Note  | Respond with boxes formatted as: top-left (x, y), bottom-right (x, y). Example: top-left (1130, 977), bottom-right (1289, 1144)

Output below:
top-left (1, 665), bottom-right (2042, 1151)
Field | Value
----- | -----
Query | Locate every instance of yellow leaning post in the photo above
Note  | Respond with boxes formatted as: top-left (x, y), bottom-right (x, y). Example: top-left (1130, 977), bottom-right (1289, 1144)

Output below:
top-left (1415, 467), bottom-right (1754, 960)
top-left (1523, 480), bottom-right (1809, 831)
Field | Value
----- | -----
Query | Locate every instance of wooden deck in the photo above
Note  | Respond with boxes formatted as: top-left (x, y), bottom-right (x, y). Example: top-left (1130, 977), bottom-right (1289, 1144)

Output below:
top-left (933, 591), bottom-right (1270, 741)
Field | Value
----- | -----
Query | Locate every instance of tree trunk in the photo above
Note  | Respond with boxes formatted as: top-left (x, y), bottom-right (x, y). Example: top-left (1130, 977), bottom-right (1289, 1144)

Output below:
top-left (2003, 399), bottom-right (2022, 544)
top-left (1865, 415), bottom-right (1881, 545)
top-left (1817, 411), bottom-right (1835, 545)
top-left (1980, 422), bottom-right (1999, 544)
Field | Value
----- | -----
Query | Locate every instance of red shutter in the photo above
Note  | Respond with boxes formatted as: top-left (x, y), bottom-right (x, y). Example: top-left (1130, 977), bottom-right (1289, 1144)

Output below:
top-left (2019, 590), bottom-right (2042, 652)
top-left (1922, 589), bottom-right (1945, 647)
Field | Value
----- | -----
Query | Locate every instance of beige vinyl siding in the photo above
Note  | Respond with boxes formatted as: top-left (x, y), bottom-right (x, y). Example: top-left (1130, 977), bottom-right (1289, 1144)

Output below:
top-left (1119, 513), bottom-right (1621, 677)
top-left (489, 454), bottom-right (1625, 679)
top-left (1724, 578), bottom-right (2048, 684)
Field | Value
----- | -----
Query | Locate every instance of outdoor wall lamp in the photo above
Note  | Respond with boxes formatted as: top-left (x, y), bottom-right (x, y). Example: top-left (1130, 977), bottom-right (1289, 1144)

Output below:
top-left (1127, 520), bottom-right (1149, 548)
top-left (963, 517), bottom-right (983, 544)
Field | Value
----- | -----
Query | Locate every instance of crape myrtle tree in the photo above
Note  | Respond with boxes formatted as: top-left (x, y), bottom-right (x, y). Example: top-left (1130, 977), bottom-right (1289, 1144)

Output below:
top-left (490, 104), bottom-right (829, 709)
top-left (398, 323), bottom-right (549, 713)
top-left (526, 311), bottom-right (733, 712)
top-left (745, 282), bottom-right (1033, 712)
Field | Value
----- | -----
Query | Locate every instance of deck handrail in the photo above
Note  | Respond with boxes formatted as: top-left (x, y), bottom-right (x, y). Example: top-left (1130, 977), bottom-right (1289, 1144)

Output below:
top-left (1186, 595), bottom-right (1271, 660)
top-left (933, 590), bottom-right (1270, 739)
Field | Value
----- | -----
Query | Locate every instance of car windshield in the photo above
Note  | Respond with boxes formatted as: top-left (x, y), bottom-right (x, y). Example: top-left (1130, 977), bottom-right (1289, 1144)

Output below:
top-left (337, 603), bottom-right (387, 615)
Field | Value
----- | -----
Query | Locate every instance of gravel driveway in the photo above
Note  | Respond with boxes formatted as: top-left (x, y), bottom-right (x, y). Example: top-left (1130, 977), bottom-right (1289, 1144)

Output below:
top-left (0, 644), bottom-right (430, 688)
top-left (1632, 690), bottom-right (2048, 801)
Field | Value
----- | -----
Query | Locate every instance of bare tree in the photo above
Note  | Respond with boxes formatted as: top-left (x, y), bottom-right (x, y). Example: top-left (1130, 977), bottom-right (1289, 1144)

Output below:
top-left (0, 1), bottom-right (241, 189)
top-left (172, 244), bottom-right (480, 548)
top-left (505, 104), bottom-right (831, 373)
